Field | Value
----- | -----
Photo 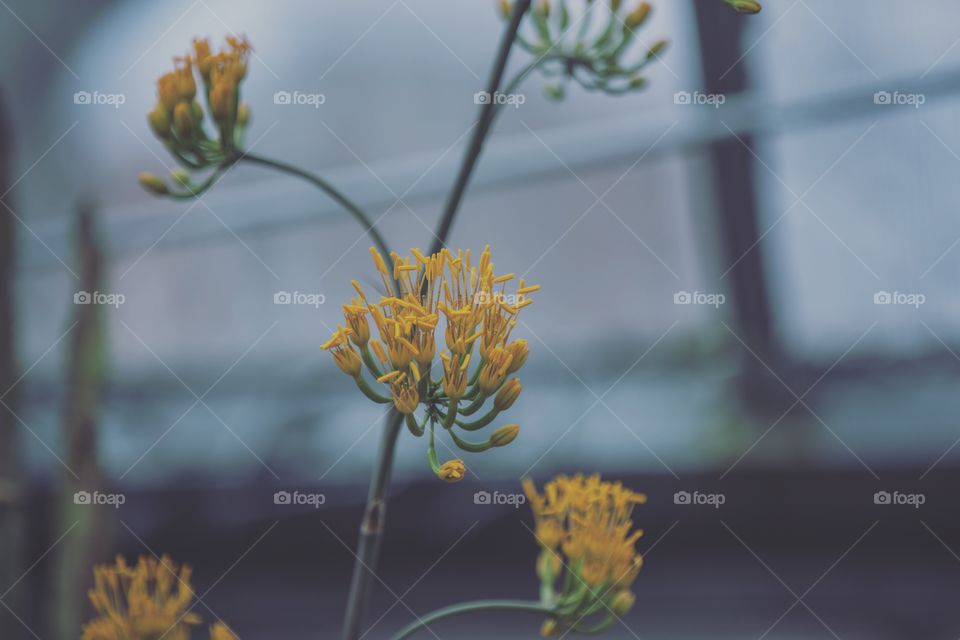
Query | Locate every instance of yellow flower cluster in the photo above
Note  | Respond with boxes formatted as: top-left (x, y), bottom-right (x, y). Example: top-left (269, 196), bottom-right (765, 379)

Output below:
top-left (523, 474), bottom-right (646, 636)
top-left (140, 36), bottom-right (252, 196)
top-left (322, 246), bottom-right (538, 481)
top-left (82, 555), bottom-right (236, 640)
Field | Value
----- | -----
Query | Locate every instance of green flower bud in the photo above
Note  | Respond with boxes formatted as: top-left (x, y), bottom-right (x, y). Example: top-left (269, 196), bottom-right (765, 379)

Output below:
top-left (489, 424), bottom-right (519, 447)
top-left (726, 0), bottom-right (762, 14)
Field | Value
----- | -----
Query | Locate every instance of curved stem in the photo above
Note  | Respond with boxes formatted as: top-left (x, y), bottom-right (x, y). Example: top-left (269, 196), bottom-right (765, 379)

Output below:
top-left (390, 600), bottom-right (549, 640)
top-left (341, 409), bottom-right (404, 640)
top-left (239, 152), bottom-right (392, 262)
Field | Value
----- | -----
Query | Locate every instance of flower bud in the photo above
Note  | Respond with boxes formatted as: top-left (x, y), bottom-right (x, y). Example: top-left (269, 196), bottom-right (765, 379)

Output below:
top-left (391, 381), bottom-right (419, 414)
top-left (170, 169), bottom-right (191, 188)
top-left (536, 550), bottom-right (562, 581)
top-left (138, 172), bottom-right (168, 195)
top-left (625, 2), bottom-right (651, 29)
top-left (210, 81), bottom-right (234, 123)
top-left (332, 345), bottom-right (362, 377)
top-left (489, 424), bottom-right (519, 447)
top-left (191, 100), bottom-right (204, 125)
top-left (505, 339), bottom-right (528, 373)
top-left (536, 0), bottom-right (549, 18)
top-left (646, 39), bottom-right (668, 59)
top-left (237, 102), bottom-right (251, 127)
top-left (726, 0), bottom-right (762, 13)
top-left (147, 105), bottom-right (170, 139)
top-left (173, 101), bottom-right (193, 137)
top-left (498, 0), bottom-right (512, 18)
top-left (539, 618), bottom-right (558, 637)
top-left (478, 348), bottom-right (512, 395)
top-left (610, 590), bottom-right (636, 616)
top-left (494, 378), bottom-right (522, 411)
top-left (343, 306), bottom-right (370, 347)
top-left (437, 459), bottom-right (466, 482)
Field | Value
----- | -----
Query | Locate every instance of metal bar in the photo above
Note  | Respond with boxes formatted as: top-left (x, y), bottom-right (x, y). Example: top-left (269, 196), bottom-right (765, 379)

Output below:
top-left (18, 66), bottom-right (960, 273)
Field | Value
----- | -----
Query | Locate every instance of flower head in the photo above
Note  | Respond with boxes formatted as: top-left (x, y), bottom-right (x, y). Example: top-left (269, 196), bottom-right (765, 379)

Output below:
top-left (323, 246), bottom-right (538, 481)
top-left (141, 36), bottom-right (252, 197)
top-left (502, 0), bottom-right (668, 97)
top-left (83, 555), bottom-right (201, 640)
top-left (524, 474), bottom-right (646, 635)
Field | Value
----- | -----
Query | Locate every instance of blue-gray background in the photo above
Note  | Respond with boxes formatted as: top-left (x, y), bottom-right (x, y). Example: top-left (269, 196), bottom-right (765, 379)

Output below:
top-left (3, 1), bottom-right (960, 638)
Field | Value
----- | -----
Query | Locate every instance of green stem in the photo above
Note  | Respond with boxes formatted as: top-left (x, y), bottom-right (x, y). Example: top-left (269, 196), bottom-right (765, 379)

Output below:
top-left (389, 600), bottom-right (549, 640)
top-left (427, 0), bottom-right (532, 256)
top-left (341, 410), bottom-right (404, 640)
top-left (341, 4), bottom-right (530, 639)
top-left (239, 152), bottom-right (392, 264)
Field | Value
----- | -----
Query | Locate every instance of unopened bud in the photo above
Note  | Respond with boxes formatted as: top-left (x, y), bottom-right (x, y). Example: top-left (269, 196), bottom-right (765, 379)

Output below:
top-left (726, 0), bottom-right (762, 14)
top-left (499, 0), bottom-right (512, 18)
top-left (173, 101), bottom-right (193, 137)
top-left (625, 2), bottom-right (651, 29)
top-left (610, 590), bottom-right (636, 616)
top-left (489, 424), bottom-right (519, 447)
top-left (540, 618), bottom-right (558, 637)
top-left (138, 172), bottom-right (168, 195)
top-left (237, 102), bottom-right (251, 127)
top-left (646, 39), bottom-right (668, 59)
top-left (494, 378), bottom-right (522, 411)
top-left (147, 106), bottom-right (170, 139)
top-left (170, 169), bottom-right (191, 187)
top-left (437, 459), bottom-right (466, 482)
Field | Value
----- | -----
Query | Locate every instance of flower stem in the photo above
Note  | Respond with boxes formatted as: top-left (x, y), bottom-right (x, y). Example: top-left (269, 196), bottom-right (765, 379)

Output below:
top-left (341, 4), bottom-right (531, 638)
top-left (427, 0), bottom-right (532, 255)
top-left (389, 600), bottom-right (549, 640)
top-left (239, 152), bottom-right (392, 263)
top-left (341, 409), bottom-right (404, 640)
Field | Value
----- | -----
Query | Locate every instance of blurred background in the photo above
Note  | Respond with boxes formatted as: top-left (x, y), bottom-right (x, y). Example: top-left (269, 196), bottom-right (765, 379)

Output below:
top-left (2, 0), bottom-right (960, 638)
